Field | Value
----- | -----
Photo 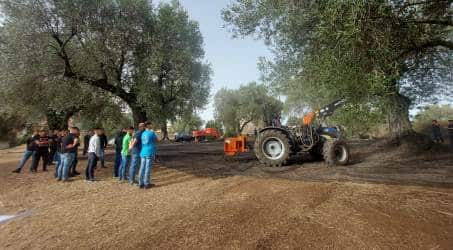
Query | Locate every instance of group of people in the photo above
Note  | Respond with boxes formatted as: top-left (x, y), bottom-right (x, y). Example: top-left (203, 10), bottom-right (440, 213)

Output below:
top-left (431, 119), bottom-right (453, 145)
top-left (112, 122), bottom-right (158, 188)
top-left (13, 122), bottom-right (158, 189)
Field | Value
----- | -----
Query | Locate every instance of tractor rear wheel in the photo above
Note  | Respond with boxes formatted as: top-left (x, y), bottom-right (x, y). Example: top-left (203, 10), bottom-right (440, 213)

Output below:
top-left (254, 130), bottom-right (291, 167)
top-left (323, 139), bottom-right (350, 166)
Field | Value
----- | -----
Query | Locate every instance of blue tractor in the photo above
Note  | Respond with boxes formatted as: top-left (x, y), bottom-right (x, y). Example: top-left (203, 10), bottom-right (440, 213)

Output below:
top-left (254, 99), bottom-right (350, 167)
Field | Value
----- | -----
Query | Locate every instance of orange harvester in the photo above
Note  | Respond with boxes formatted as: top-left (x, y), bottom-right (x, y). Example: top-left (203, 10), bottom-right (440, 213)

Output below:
top-left (224, 136), bottom-right (248, 156)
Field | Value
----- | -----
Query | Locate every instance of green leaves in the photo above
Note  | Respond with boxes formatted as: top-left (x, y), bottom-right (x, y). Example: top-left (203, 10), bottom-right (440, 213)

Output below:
top-left (214, 82), bottom-right (283, 135)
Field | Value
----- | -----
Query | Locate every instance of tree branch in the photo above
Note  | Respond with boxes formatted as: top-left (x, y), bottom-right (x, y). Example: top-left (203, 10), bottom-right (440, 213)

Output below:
top-left (50, 32), bottom-right (136, 104)
top-left (400, 39), bottom-right (453, 58)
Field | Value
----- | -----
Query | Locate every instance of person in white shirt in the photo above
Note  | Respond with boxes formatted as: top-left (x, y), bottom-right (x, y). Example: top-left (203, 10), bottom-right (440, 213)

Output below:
top-left (85, 128), bottom-right (102, 181)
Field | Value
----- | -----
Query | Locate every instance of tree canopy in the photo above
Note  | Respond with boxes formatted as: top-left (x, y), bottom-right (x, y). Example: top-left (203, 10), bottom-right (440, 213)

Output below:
top-left (214, 82), bottom-right (283, 135)
top-left (223, 0), bottom-right (453, 138)
top-left (0, 0), bottom-right (211, 134)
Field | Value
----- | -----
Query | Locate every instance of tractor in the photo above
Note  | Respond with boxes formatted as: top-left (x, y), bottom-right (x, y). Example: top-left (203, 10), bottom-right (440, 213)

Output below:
top-left (254, 99), bottom-right (350, 167)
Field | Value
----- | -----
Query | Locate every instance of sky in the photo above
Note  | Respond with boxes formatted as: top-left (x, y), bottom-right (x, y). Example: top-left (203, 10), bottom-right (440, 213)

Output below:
top-left (159, 0), bottom-right (272, 122)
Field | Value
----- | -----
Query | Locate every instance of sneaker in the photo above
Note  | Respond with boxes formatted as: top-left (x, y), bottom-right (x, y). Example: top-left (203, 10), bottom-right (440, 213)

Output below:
top-left (139, 184), bottom-right (144, 189)
top-left (144, 184), bottom-right (155, 189)
top-left (73, 171), bottom-right (81, 176)
top-left (12, 169), bottom-right (21, 173)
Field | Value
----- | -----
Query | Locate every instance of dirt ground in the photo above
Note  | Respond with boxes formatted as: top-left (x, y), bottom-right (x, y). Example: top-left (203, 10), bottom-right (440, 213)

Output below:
top-left (0, 140), bottom-right (452, 249)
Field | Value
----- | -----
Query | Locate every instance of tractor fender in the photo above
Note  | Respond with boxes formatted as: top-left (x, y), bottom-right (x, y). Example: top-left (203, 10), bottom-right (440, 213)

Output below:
top-left (258, 127), bottom-right (298, 149)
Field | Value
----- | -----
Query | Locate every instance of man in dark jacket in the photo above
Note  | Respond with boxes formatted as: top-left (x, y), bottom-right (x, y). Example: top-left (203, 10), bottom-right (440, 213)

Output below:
top-left (99, 128), bottom-right (108, 168)
top-left (12, 131), bottom-right (38, 173)
top-left (30, 129), bottom-right (50, 172)
top-left (431, 120), bottom-right (443, 143)
top-left (83, 130), bottom-right (94, 156)
top-left (113, 128), bottom-right (126, 178)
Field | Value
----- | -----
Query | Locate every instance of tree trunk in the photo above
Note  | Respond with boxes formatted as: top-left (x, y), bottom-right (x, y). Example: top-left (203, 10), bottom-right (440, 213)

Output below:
top-left (46, 110), bottom-right (75, 130)
top-left (161, 124), bottom-right (170, 140)
top-left (131, 105), bottom-right (148, 125)
top-left (387, 93), bottom-right (413, 140)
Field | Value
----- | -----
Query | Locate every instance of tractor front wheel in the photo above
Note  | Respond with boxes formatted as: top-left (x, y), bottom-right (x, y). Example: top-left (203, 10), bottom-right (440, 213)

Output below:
top-left (323, 139), bottom-right (350, 166)
top-left (254, 130), bottom-right (291, 167)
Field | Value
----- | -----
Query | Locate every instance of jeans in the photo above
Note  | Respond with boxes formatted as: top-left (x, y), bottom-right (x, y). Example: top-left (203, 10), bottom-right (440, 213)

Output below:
top-left (129, 153), bottom-right (140, 184)
top-left (58, 152), bottom-right (75, 181)
top-left (16, 150), bottom-right (36, 171)
top-left (119, 155), bottom-right (131, 181)
top-left (99, 149), bottom-right (105, 167)
top-left (31, 150), bottom-right (49, 171)
top-left (138, 156), bottom-right (153, 186)
top-left (69, 151), bottom-right (78, 175)
top-left (85, 153), bottom-right (98, 180)
top-left (113, 151), bottom-right (122, 177)
top-left (54, 152), bottom-right (62, 178)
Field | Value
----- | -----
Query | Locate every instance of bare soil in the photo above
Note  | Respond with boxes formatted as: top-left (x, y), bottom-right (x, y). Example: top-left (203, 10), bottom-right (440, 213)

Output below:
top-left (0, 140), bottom-right (452, 249)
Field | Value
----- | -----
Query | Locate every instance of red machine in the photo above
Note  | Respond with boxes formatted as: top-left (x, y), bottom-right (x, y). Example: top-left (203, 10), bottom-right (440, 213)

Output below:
top-left (192, 128), bottom-right (220, 141)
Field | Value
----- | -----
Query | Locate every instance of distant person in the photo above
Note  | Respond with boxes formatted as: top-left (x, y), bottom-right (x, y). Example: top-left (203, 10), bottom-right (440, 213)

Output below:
top-left (448, 120), bottom-right (453, 147)
top-left (30, 129), bottom-right (50, 172)
top-left (113, 128), bottom-right (127, 178)
top-left (12, 131), bottom-right (38, 173)
top-left (57, 127), bottom-right (80, 182)
top-left (129, 123), bottom-right (145, 185)
top-left (119, 127), bottom-right (133, 182)
top-left (85, 128), bottom-right (102, 182)
top-left (83, 130), bottom-right (94, 156)
top-left (138, 122), bottom-right (158, 189)
top-left (432, 120), bottom-right (443, 143)
top-left (48, 130), bottom-right (58, 165)
top-left (99, 129), bottom-right (108, 168)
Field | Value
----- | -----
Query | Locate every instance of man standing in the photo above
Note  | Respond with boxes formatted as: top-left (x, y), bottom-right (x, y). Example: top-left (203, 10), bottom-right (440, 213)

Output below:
top-left (12, 131), bottom-right (38, 173)
top-left (448, 120), bottom-right (453, 147)
top-left (432, 120), bottom-right (443, 143)
top-left (86, 128), bottom-right (102, 182)
top-left (83, 130), bottom-right (93, 156)
top-left (99, 129), bottom-right (108, 168)
top-left (58, 127), bottom-right (80, 182)
top-left (119, 127), bottom-right (133, 182)
top-left (113, 128), bottom-right (126, 178)
top-left (129, 123), bottom-right (145, 185)
top-left (54, 130), bottom-right (65, 178)
top-left (69, 130), bottom-right (81, 177)
top-left (31, 129), bottom-right (50, 172)
top-left (138, 122), bottom-right (158, 189)
top-left (48, 130), bottom-right (58, 165)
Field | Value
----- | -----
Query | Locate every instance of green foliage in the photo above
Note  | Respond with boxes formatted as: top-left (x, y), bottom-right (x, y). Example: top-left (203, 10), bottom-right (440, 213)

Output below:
top-left (224, 0), bottom-right (453, 137)
top-left (205, 120), bottom-right (223, 133)
top-left (214, 82), bottom-right (283, 135)
top-left (0, 0), bottom-right (211, 129)
top-left (172, 113), bottom-right (203, 134)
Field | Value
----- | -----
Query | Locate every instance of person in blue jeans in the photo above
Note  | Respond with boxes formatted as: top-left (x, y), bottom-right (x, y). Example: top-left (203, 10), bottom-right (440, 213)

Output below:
top-left (113, 128), bottom-right (126, 178)
top-left (53, 130), bottom-right (65, 178)
top-left (12, 131), bottom-right (38, 173)
top-left (129, 123), bottom-right (145, 185)
top-left (138, 122), bottom-right (158, 189)
top-left (57, 127), bottom-right (80, 182)
top-left (119, 127), bottom-right (133, 181)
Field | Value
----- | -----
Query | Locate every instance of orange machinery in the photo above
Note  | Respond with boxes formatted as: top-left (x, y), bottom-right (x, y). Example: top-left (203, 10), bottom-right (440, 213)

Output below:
top-left (224, 135), bottom-right (248, 156)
